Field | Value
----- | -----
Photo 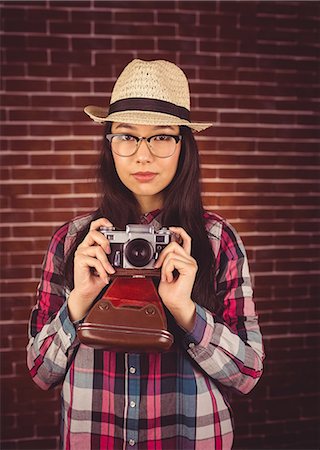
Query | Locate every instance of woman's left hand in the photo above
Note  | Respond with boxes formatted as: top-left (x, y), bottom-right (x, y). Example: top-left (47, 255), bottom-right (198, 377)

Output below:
top-left (154, 226), bottom-right (198, 331)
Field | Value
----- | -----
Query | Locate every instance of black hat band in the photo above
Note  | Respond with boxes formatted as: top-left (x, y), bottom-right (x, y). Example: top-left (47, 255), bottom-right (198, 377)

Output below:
top-left (108, 98), bottom-right (190, 121)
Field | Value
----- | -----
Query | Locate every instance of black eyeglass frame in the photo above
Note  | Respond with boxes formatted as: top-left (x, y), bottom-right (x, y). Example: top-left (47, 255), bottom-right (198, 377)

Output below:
top-left (105, 133), bottom-right (182, 158)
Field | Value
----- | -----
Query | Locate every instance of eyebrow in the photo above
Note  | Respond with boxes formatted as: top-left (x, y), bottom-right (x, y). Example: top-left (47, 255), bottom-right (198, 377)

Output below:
top-left (113, 123), bottom-right (177, 132)
top-left (113, 123), bottom-right (135, 130)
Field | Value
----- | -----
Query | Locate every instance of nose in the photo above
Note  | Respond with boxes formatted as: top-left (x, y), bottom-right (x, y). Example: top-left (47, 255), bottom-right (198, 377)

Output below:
top-left (135, 138), bottom-right (154, 163)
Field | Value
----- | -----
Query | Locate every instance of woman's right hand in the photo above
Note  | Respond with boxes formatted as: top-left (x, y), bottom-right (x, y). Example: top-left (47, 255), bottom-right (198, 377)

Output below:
top-left (67, 218), bottom-right (116, 322)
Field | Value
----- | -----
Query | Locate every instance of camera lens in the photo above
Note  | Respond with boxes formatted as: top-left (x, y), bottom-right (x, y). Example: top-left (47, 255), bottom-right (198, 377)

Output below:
top-left (125, 239), bottom-right (153, 267)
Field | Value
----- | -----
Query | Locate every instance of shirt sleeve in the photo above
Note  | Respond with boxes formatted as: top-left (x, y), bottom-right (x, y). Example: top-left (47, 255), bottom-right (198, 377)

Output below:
top-left (182, 219), bottom-right (265, 395)
top-left (26, 223), bottom-right (80, 390)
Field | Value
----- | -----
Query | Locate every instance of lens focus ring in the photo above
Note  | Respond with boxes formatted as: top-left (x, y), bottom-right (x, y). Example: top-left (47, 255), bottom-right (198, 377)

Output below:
top-left (125, 239), bottom-right (153, 268)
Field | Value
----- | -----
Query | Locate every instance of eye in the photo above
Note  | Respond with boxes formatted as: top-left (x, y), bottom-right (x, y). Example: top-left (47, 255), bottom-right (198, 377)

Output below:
top-left (152, 134), bottom-right (170, 141)
top-left (119, 134), bottom-right (135, 142)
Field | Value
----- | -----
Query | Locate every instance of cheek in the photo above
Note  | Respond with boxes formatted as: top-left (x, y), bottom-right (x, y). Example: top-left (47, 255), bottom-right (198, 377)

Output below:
top-left (112, 157), bottom-right (127, 181)
top-left (166, 161), bottom-right (178, 180)
top-left (165, 151), bottom-right (181, 180)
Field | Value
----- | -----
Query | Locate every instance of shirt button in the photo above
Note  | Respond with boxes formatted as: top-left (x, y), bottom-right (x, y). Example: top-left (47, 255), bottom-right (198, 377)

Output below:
top-left (129, 366), bottom-right (136, 374)
top-left (130, 400), bottom-right (136, 408)
top-left (189, 342), bottom-right (195, 349)
top-left (67, 332), bottom-right (72, 339)
top-left (129, 439), bottom-right (135, 446)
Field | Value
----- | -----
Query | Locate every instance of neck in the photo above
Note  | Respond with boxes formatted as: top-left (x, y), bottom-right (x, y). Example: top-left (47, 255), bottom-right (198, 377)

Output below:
top-left (136, 194), bottom-right (163, 215)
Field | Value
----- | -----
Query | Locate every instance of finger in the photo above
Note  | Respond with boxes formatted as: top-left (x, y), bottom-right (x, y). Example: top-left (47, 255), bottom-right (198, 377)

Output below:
top-left (161, 256), bottom-right (187, 283)
top-left (89, 217), bottom-right (113, 231)
top-left (76, 255), bottom-right (109, 284)
top-left (87, 217), bottom-right (113, 252)
top-left (169, 227), bottom-right (192, 255)
top-left (79, 229), bottom-right (111, 254)
top-left (161, 254), bottom-right (196, 283)
top-left (76, 245), bottom-right (115, 274)
top-left (154, 241), bottom-right (190, 268)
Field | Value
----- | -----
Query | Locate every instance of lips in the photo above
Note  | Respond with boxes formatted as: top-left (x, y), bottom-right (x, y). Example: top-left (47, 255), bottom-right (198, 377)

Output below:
top-left (132, 172), bottom-right (158, 182)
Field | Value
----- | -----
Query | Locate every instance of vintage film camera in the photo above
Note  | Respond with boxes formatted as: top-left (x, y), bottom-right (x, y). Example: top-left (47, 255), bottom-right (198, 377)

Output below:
top-left (99, 224), bottom-right (172, 270)
top-left (77, 224), bottom-right (175, 351)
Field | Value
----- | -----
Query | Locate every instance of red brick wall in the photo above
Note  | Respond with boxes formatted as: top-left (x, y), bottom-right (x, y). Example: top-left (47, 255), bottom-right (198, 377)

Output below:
top-left (1, 1), bottom-right (319, 449)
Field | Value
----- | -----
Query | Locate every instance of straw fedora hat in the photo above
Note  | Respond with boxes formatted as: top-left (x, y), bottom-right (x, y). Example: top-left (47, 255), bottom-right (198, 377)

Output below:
top-left (84, 59), bottom-right (213, 133)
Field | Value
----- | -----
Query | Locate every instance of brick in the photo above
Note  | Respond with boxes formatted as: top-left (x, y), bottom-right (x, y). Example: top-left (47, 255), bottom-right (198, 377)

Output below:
top-left (182, 24), bottom-right (218, 39)
top-left (27, 35), bottom-right (69, 49)
top-left (54, 139), bottom-right (97, 151)
top-left (180, 54), bottom-right (217, 67)
top-left (71, 10), bottom-right (111, 22)
top-left (28, 64), bottom-right (69, 78)
top-left (157, 12), bottom-right (195, 25)
top-left (50, 0), bottom-right (91, 6)
top-left (158, 39), bottom-right (196, 52)
top-left (1, 33), bottom-right (27, 48)
top-left (5, 49), bottom-right (47, 63)
top-left (178, 1), bottom-right (216, 11)
top-left (71, 37), bottom-right (112, 51)
top-left (1, 64), bottom-right (26, 77)
top-left (55, 168), bottom-right (95, 179)
top-left (95, 52), bottom-right (137, 67)
top-left (0, 210), bottom-right (32, 223)
top-left (11, 439), bottom-right (58, 450)
top-left (51, 50), bottom-right (92, 65)
top-left (260, 56), bottom-right (318, 72)
top-left (28, 7), bottom-right (68, 21)
top-left (30, 182), bottom-right (72, 195)
top-left (2, 19), bottom-right (46, 33)
top-left (72, 124), bottom-right (102, 136)
top-left (4, 79), bottom-right (48, 92)
top-left (12, 168), bottom-right (53, 180)
top-left (200, 40), bottom-right (237, 53)
top-left (71, 65), bottom-right (113, 79)
top-left (115, 11), bottom-right (155, 22)
top-left (225, 166), bottom-right (318, 180)
top-left (29, 124), bottom-right (72, 136)
top-left (10, 253), bottom-right (43, 266)
top-left (50, 80), bottom-right (91, 93)
top-left (30, 95), bottom-right (74, 108)
top-left (30, 153), bottom-right (72, 166)
top-left (1, 93), bottom-right (29, 106)
top-left (90, 80), bottom-right (115, 95)
top-left (95, 23), bottom-right (175, 36)
top-left (199, 68), bottom-right (236, 81)
top-left (50, 21), bottom-right (91, 35)
top-left (10, 139), bottom-right (51, 152)
top-left (53, 197), bottom-right (97, 208)
top-left (33, 210), bottom-right (74, 223)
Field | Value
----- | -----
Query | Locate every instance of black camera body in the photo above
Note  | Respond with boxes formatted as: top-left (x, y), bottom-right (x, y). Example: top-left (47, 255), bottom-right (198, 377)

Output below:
top-left (99, 224), bottom-right (171, 269)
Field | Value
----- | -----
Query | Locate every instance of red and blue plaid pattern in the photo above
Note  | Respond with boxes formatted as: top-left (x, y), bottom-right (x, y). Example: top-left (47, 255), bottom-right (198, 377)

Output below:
top-left (27, 210), bottom-right (264, 450)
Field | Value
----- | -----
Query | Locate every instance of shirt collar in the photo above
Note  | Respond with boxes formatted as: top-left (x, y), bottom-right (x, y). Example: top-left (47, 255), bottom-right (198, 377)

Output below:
top-left (139, 209), bottom-right (162, 226)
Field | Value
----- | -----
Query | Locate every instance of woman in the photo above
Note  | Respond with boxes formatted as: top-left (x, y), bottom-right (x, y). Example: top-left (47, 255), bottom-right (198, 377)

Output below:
top-left (27, 59), bottom-right (264, 450)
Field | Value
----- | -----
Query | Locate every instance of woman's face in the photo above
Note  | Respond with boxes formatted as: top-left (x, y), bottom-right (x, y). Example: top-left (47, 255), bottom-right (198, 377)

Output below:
top-left (110, 122), bottom-right (182, 213)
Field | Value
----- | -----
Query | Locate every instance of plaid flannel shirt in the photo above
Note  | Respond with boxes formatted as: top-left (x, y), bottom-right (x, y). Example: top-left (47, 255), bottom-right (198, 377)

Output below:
top-left (27, 210), bottom-right (264, 450)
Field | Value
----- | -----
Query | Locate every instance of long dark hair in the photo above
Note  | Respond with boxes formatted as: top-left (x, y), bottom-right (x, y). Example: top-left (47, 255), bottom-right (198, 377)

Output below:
top-left (66, 123), bottom-right (222, 314)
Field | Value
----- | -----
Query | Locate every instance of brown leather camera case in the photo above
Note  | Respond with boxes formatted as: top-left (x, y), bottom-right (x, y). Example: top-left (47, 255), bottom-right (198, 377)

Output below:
top-left (77, 277), bottom-right (174, 352)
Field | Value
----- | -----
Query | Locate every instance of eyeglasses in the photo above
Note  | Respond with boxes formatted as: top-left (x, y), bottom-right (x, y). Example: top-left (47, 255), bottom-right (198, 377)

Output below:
top-left (106, 133), bottom-right (182, 158)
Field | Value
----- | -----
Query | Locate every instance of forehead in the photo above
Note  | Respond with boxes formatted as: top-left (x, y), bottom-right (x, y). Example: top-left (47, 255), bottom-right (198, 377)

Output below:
top-left (111, 122), bottom-right (179, 134)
